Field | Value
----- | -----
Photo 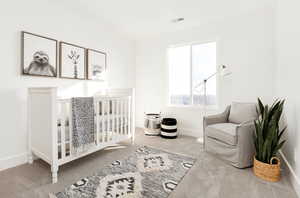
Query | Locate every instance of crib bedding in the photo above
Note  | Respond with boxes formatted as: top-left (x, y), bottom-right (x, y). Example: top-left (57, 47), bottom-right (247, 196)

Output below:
top-left (71, 97), bottom-right (95, 150)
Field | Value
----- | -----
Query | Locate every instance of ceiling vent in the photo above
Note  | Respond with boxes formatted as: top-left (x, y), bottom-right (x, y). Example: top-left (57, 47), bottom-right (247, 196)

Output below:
top-left (171, 18), bottom-right (184, 23)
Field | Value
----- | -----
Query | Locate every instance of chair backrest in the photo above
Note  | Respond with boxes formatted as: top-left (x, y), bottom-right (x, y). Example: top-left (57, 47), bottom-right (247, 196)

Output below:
top-left (228, 102), bottom-right (258, 124)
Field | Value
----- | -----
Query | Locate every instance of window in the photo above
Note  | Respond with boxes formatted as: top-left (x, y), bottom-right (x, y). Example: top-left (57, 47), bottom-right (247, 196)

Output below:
top-left (168, 42), bottom-right (217, 106)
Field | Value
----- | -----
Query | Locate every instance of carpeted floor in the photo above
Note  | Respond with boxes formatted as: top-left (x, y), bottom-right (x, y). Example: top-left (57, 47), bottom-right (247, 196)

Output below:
top-left (0, 128), bottom-right (298, 198)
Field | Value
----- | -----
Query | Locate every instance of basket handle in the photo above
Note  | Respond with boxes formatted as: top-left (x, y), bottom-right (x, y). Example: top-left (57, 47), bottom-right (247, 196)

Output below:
top-left (270, 157), bottom-right (280, 165)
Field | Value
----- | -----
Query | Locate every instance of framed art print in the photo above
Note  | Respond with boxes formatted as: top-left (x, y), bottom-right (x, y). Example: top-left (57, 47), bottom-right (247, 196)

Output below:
top-left (21, 31), bottom-right (58, 77)
top-left (87, 49), bottom-right (107, 81)
top-left (59, 42), bottom-right (86, 79)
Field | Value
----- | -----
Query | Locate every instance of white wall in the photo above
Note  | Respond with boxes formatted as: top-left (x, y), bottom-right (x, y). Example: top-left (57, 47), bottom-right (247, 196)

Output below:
top-left (135, 4), bottom-right (276, 137)
top-left (276, 0), bottom-right (300, 195)
top-left (0, 0), bottom-right (135, 170)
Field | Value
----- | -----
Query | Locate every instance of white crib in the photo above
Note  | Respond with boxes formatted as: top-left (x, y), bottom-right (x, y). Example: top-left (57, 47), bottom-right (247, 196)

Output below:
top-left (27, 87), bottom-right (135, 183)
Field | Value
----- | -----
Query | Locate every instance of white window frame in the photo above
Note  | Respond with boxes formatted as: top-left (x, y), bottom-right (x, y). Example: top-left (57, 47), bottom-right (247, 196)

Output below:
top-left (166, 40), bottom-right (219, 109)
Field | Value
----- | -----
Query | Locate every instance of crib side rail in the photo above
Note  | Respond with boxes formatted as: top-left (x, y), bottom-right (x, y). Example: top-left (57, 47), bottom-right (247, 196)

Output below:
top-left (94, 96), bottom-right (133, 145)
top-left (57, 95), bottom-right (134, 163)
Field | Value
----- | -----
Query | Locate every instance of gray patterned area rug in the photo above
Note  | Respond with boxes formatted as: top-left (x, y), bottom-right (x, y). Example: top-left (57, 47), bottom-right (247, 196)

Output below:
top-left (51, 146), bottom-right (196, 198)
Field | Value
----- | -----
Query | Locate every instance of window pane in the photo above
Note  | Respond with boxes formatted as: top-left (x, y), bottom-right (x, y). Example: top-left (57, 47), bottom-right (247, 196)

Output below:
top-left (168, 45), bottom-right (191, 105)
top-left (192, 42), bottom-right (217, 105)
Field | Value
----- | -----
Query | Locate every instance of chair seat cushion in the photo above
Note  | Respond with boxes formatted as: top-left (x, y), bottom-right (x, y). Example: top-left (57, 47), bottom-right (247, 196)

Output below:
top-left (206, 123), bottom-right (239, 146)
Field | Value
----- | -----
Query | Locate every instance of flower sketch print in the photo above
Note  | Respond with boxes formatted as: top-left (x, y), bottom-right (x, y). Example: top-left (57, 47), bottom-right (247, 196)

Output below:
top-left (68, 50), bottom-right (80, 78)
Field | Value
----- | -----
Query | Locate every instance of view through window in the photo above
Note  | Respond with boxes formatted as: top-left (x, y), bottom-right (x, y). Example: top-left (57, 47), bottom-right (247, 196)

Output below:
top-left (168, 42), bottom-right (217, 106)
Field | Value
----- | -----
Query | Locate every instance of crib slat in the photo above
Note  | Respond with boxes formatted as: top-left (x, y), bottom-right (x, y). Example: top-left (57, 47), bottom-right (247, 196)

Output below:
top-left (125, 98), bottom-right (128, 135)
top-left (116, 99), bottom-right (120, 137)
top-left (107, 100), bottom-right (110, 142)
top-left (120, 100), bottom-right (124, 135)
top-left (96, 100), bottom-right (100, 145)
top-left (121, 99), bottom-right (124, 135)
top-left (105, 100), bottom-right (109, 142)
top-left (125, 99), bottom-right (127, 135)
top-left (101, 101), bottom-right (105, 143)
top-left (60, 102), bottom-right (66, 159)
top-left (125, 97), bottom-right (128, 135)
top-left (128, 97), bottom-right (131, 137)
top-left (112, 100), bottom-right (115, 141)
top-left (124, 99), bottom-right (127, 135)
top-left (57, 103), bottom-right (62, 159)
top-left (69, 102), bottom-right (73, 155)
top-left (123, 99), bottom-right (126, 135)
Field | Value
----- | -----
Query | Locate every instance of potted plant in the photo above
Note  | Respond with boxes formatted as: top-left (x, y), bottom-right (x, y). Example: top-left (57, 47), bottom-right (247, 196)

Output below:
top-left (253, 98), bottom-right (286, 182)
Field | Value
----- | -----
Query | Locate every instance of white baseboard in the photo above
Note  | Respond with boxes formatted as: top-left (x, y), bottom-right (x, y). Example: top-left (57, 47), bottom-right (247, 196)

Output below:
top-left (137, 126), bottom-right (201, 138)
top-left (279, 150), bottom-right (300, 197)
top-left (0, 152), bottom-right (28, 171)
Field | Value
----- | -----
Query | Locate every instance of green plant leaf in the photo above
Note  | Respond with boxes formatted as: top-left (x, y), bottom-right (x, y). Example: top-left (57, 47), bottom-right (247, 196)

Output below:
top-left (278, 127), bottom-right (286, 142)
top-left (258, 98), bottom-right (264, 116)
top-left (274, 140), bottom-right (286, 154)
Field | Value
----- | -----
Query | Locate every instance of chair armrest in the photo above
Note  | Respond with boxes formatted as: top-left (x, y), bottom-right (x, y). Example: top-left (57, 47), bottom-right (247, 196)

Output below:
top-left (203, 105), bottom-right (230, 149)
top-left (236, 121), bottom-right (255, 136)
top-left (237, 120), bottom-right (255, 127)
top-left (236, 120), bottom-right (256, 167)
top-left (236, 119), bottom-right (256, 138)
top-left (203, 106), bottom-right (230, 129)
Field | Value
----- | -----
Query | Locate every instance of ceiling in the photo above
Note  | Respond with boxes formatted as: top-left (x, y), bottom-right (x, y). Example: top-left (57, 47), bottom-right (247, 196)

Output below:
top-left (63, 0), bottom-right (273, 39)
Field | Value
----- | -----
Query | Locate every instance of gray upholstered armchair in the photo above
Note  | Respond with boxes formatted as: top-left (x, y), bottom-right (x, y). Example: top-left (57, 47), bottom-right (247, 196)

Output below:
top-left (203, 102), bottom-right (258, 168)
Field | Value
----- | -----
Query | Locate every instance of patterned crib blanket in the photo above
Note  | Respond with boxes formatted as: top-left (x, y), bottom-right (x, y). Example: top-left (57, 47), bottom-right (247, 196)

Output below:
top-left (71, 97), bottom-right (95, 153)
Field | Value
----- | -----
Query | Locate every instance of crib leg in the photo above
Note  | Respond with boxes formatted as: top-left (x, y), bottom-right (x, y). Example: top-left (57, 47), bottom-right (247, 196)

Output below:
top-left (28, 151), bottom-right (33, 164)
top-left (51, 165), bottom-right (59, 184)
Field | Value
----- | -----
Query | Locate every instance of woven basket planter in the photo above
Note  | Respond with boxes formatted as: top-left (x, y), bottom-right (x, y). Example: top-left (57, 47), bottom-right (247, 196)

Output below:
top-left (253, 156), bottom-right (281, 182)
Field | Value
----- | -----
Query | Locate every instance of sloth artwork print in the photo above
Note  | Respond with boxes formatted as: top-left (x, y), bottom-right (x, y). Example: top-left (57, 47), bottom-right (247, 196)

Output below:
top-left (22, 31), bottom-right (58, 77)
top-left (24, 51), bottom-right (56, 76)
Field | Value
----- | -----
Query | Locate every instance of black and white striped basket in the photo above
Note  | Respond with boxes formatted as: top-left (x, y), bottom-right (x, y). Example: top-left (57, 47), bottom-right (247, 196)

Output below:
top-left (161, 118), bottom-right (177, 138)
